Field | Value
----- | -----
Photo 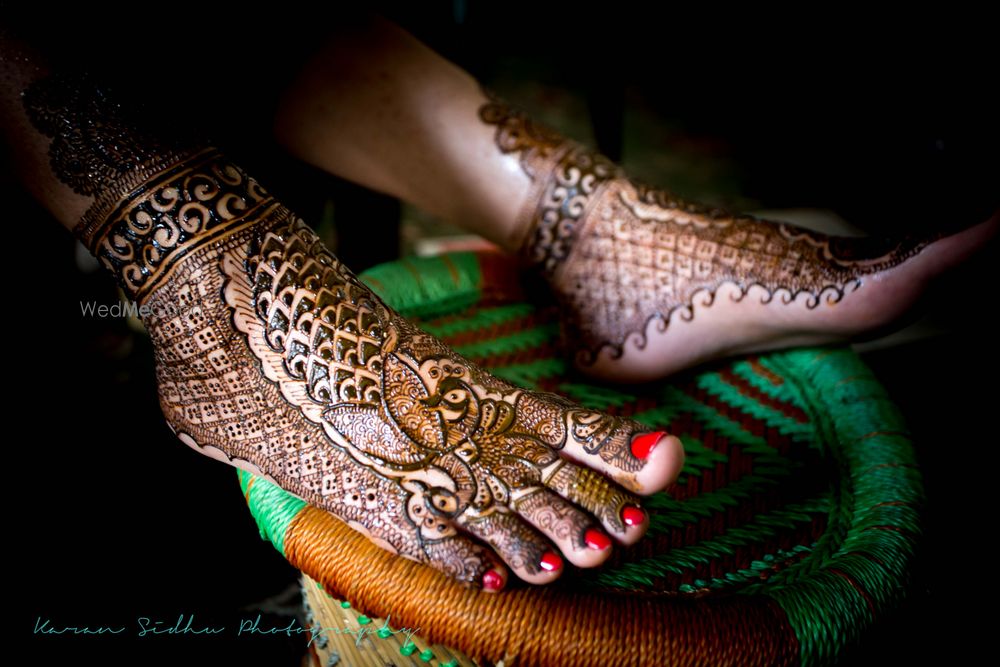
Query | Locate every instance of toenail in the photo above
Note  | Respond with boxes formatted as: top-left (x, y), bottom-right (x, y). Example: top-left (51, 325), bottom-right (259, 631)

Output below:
top-left (584, 528), bottom-right (611, 550)
top-left (631, 431), bottom-right (666, 460)
top-left (622, 506), bottom-right (646, 527)
top-left (482, 569), bottom-right (504, 591)
top-left (539, 551), bottom-right (563, 572)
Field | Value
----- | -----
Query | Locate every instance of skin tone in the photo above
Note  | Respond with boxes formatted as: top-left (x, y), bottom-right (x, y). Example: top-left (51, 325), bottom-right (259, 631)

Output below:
top-left (0, 41), bottom-right (684, 592)
top-left (272, 16), bottom-right (998, 382)
top-left (2, 15), bottom-right (991, 594)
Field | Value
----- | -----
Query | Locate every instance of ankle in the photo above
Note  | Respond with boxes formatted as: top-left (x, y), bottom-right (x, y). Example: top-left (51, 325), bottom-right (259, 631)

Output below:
top-left (477, 92), bottom-right (623, 267)
top-left (78, 151), bottom-right (279, 304)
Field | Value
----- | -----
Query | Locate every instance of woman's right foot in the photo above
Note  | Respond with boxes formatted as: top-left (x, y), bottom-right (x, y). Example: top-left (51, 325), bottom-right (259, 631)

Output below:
top-left (4, 64), bottom-right (686, 593)
top-left (150, 158), bottom-right (682, 589)
top-left (73, 148), bottom-right (684, 591)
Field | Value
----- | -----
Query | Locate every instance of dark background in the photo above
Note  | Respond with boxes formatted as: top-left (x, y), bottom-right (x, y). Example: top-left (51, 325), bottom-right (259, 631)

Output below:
top-left (7, 2), bottom-right (998, 665)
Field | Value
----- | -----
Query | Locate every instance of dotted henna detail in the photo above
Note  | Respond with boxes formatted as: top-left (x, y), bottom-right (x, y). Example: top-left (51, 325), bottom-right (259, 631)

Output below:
top-left (223, 217), bottom-right (647, 569)
top-left (142, 227), bottom-right (448, 572)
top-left (137, 209), bottom-right (497, 584)
top-left (18, 70), bottom-right (656, 586)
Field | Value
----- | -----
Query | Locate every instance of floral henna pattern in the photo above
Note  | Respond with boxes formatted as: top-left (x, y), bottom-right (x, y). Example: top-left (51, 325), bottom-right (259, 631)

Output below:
top-left (25, 72), bottom-right (653, 586)
top-left (223, 216), bottom-right (647, 574)
top-left (479, 95), bottom-right (938, 364)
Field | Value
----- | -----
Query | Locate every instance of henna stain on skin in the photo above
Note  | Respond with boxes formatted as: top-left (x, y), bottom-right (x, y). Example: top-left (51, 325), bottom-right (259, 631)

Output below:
top-left (22, 73), bottom-right (654, 587)
top-left (479, 93), bottom-right (936, 365)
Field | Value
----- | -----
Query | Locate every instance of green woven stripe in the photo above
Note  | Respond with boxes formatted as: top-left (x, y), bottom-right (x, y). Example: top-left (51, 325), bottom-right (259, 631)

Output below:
top-left (420, 303), bottom-right (537, 338)
top-left (589, 496), bottom-right (829, 589)
top-left (760, 348), bottom-right (923, 666)
top-left (661, 435), bottom-right (730, 477)
top-left (630, 402), bottom-right (685, 431)
top-left (556, 382), bottom-right (639, 412)
top-left (732, 358), bottom-right (803, 409)
top-left (697, 371), bottom-right (813, 440)
top-left (658, 385), bottom-right (787, 455)
top-left (236, 253), bottom-right (924, 667)
top-left (489, 358), bottom-right (565, 387)
top-left (237, 469), bottom-right (307, 557)
top-left (451, 323), bottom-right (561, 360)
top-left (360, 252), bottom-right (482, 319)
top-left (645, 471), bottom-right (783, 524)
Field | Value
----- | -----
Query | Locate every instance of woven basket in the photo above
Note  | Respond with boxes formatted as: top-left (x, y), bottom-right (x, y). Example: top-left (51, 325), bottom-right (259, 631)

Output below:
top-left (238, 251), bottom-right (922, 667)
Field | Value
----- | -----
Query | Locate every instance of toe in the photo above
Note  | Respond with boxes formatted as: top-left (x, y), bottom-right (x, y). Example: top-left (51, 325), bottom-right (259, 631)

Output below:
top-left (510, 487), bottom-right (613, 568)
top-left (416, 530), bottom-right (511, 593)
top-left (618, 504), bottom-right (650, 545)
top-left (541, 459), bottom-right (646, 544)
top-left (457, 507), bottom-right (564, 585)
top-left (560, 419), bottom-right (686, 496)
top-left (631, 431), bottom-right (686, 495)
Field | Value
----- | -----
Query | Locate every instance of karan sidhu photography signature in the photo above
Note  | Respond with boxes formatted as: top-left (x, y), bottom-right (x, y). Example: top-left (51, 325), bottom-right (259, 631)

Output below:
top-left (33, 612), bottom-right (420, 648)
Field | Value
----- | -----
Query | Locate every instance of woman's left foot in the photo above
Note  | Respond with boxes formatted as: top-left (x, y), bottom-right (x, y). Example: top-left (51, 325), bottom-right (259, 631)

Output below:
top-left (480, 98), bottom-right (999, 381)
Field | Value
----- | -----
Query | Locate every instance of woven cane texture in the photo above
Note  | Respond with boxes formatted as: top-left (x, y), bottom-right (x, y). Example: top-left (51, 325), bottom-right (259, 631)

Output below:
top-left (238, 251), bottom-right (922, 667)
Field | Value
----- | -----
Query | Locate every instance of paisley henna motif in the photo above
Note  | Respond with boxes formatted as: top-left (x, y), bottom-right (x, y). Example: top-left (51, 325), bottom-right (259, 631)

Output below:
top-left (22, 72), bottom-right (656, 586)
top-left (224, 216), bottom-right (646, 572)
top-left (24, 69), bottom-right (660, 583)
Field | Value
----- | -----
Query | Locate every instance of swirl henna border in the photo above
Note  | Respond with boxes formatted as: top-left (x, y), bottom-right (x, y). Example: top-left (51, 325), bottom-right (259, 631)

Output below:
top-left (569, 191), bottom-right (874, 365)
top-left (83, 151), bottom-right (274, 301)
top-left (16, 70), bottom-right (658, 587)
top-left (478, 94), bottom-right (936, 366)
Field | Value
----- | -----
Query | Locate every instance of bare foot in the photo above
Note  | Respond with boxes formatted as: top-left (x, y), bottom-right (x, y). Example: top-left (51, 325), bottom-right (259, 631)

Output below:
top-left (3, 36), bottom-right (687, 592)
top-left (73, 148), bottom-right (684, 590)
top-left (480, 96), bottom-right (999, 381)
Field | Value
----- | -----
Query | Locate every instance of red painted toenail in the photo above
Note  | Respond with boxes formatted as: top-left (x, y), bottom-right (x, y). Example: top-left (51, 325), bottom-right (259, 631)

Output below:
top-left (482, 569), bottom-right (504, 591)
top-left (584, 528), bottom-right (611, 550)
top-left (631, 432), bottom-right (666, 460)
top-left (622, 506), bottom-right (646, 527)
top-left (539, 552), bottom-right (563, 572)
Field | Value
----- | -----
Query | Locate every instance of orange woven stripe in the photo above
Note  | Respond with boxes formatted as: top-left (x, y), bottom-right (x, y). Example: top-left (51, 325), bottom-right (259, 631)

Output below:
top-left (439, 311), bottom-right (551, 347)
top-left (283, 505), bottom-right (800, 666)
top-left (476, 251), bottom-right (527, 304)
top-left (718, 368), bottom-right (810, 424)
top-left (748, 357), bottom-right (784, 386)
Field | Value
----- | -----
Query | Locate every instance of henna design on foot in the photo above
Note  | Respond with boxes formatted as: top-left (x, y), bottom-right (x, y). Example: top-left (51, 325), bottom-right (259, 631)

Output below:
top-left (23, 74), bottom-right (679, 588)
top-left (479, 92), bottom-right (942, 366)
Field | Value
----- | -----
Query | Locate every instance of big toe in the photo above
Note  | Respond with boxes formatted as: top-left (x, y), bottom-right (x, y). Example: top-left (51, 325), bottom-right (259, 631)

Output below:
top-left (560, 426), bottom-right (686, 496)
top-left (631, 431), bottom-right (686, 495)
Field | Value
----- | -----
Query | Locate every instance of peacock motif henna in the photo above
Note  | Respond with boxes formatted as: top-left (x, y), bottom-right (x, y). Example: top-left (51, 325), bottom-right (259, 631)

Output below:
top-left (479, 95), bottom-right (938, 364)
top-left (222, 215), bottom-right (648, 569)
top-left (23, 73), bottom-right (658, 587)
